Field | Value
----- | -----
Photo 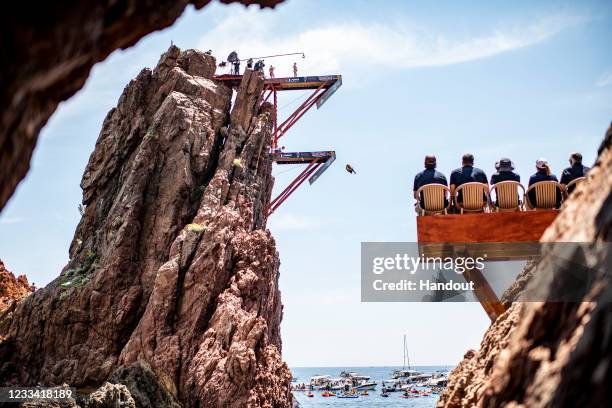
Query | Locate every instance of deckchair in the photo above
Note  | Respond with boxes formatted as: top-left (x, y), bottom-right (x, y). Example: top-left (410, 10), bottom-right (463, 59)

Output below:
top-left (526, 181), bottom-right (563, 210)
top-left (454, 182), bottom-right (490, 214)
top-left (490, 181), bottom-right (525, 212)
top-left (415, 184), bottom-right (451, 216)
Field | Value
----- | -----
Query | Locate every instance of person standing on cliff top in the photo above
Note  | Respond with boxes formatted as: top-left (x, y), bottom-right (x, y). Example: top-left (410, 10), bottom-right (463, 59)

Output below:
top-left (293, 62), bottom-right (298, 77)
top-left (560, 152), bottom-right (590, 194)
top-left (413, 155), bottom-right (448, 211)
top-left (269, 65), bottom-right (275, 78)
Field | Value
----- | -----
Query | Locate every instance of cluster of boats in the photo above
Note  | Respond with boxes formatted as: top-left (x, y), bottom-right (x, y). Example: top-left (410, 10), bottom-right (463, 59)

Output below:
top-left (291, 369), bottom-right (448, 399)
top-left (381, 369), bottom-right (448, 393)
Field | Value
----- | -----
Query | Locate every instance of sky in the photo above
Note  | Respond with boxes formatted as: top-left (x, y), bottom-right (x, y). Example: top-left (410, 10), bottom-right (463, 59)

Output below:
top-left (1, 0), bottom-right (611, 368)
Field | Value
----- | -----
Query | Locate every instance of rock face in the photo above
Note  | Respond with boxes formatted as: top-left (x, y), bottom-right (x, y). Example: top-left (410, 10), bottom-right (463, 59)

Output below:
top-left (0, 47), bottom-right (292, 407)
top-left (0, 260), bottom-right (35, 312)
top-left (0, 0), bottom-right (283, 212)
top-left (438, 124), bottom-right (612, 408)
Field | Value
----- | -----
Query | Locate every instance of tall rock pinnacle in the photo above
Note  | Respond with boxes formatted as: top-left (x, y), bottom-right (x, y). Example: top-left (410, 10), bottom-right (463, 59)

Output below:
top-left (0, 46), bottom-right (292, 407)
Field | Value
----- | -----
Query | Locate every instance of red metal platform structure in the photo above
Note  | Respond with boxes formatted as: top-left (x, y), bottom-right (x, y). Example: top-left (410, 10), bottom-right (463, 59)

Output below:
top-left (215, 74), bottom-right (342, 216)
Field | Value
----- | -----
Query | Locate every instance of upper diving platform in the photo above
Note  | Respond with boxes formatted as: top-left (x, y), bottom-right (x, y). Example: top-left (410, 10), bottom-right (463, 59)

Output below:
top-left (215, 74), bottom-right (342, 93)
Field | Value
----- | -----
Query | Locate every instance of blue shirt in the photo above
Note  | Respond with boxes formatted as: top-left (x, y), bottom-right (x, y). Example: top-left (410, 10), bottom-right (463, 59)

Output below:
top-left (413, 168), bottom-right (448, 191)
top-left (560, 163), bottom-right (590, 193)
top-left (413, 168), bottom-right (448, 207)
top-left (528, 170), bottom-right (561, 208)
top-left (450, 166), bottom-right (488, 187)
top-left (490, 171), bottom-right (520, 185)
top-left (450, 166), bottom-right (488, 202)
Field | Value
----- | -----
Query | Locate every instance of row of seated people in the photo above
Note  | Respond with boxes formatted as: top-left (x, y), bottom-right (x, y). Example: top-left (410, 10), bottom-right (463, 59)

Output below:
top-left (413, 153), bottom-right (590, 215)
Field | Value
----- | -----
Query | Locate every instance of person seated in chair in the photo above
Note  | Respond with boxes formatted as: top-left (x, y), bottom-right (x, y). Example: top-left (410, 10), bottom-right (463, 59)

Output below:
top-left (413, 155), bottom-right (448, 212)
top-left (490, 158), bottom-right (520, 184)
top-left (528, 158), bottom-right (562, 208)
top-left (560, 152), bottom-right (590, 194)
top-left (490, 158), bottom-right (520, 207)
top-left (450, 153), bottom-right (488, 207)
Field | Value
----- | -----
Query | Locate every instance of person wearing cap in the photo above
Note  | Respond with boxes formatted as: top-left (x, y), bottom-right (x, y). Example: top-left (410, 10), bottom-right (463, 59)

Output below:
top-left (413, 155), bottom-right (448, 210)
top-left (560, 152), bottom-right (590, 194)
top-left (528, 158), bottom-right (562, 208)
top-left (449, 153), bottom-right (488, 206)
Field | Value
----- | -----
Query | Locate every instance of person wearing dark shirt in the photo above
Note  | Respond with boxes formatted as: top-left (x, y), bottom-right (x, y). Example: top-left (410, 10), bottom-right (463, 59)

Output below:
top-left (528, 158), bottom-right (562, 208)
top-left (413, 155), bottom-right (448, 210)
top-left (490, 158), bottom-right (520, 184)
top-left (490, 158), bottom-right (520, 206)
top-left (449, 153), bottom-right (488, 205)
top-left (560, 152), bottom-right (590, 194)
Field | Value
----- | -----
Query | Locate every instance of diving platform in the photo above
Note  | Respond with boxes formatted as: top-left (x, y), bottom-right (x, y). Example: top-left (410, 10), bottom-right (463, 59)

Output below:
top-left (268, 151), bottom-right (336, 215)
top-left (215, 74), bottom-right (342, 92)
top-left (216, 72), bottom-right (342, 216)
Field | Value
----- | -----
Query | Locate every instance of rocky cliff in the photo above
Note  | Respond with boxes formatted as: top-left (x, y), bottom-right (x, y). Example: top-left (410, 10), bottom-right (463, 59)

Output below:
top-left (0, 0), bottom-right (283, 213)
top-left (438, 124), bottom-right (612, 408)
top-left (0, 46), bottom-right (292, 408)
top-left (0, 260), bottom-right (34, 312)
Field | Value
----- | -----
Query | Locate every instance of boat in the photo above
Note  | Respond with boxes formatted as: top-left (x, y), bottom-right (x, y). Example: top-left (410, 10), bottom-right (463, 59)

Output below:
top-left (307, 392), bottom-right (314, 398)
top-left (308, 375), bottom-right (331, 390)
top-left (381, 379), bottom-right (402, 392)
top-left (423, 372), bottom-right (449, 387)
top-left (342, 372), bottom-right (377, 390)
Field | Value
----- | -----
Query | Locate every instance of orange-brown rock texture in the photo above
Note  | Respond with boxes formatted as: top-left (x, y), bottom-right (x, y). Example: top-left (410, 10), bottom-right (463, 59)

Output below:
top-left (0, 260), bottom-right (34, 312)
top-left (438, 124), bottom-right (612, 408)
top-left (0, 46), bottom-right (292, 408)
top-left (0, 0), bottom-right (283, 213)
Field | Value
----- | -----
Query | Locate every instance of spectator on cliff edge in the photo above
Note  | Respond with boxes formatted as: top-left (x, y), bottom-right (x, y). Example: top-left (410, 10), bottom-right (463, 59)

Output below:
top-left (413, 155), bottom-right (448, 211)
top-left (560, 152), bottom-right (590, 194)
top-left (450, 153), bottom-right (488, 206)
top-left (528, 158), bottom-right (562, 208)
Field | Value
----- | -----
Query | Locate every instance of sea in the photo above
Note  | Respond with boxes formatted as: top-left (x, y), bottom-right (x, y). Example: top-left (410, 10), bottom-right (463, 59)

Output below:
top-left (291, 366), bottom-right (450, 408)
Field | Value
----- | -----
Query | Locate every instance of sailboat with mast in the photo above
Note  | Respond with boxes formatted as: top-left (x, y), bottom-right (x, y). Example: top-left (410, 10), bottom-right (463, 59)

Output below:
top-left (392, 335), bottom-right (432, 385)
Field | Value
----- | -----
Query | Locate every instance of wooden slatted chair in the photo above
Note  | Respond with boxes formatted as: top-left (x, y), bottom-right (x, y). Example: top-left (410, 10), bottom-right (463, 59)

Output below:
top-left (415, 184), bottom-right (451, 216)
top-left (454, 182), bottom-right (490, 214)
top-left (564, 176), bottom-right (586, 197)
top-left (490, 181), bottom-right (526, 212)
top-left (526, 181), bottom-right (563, 210)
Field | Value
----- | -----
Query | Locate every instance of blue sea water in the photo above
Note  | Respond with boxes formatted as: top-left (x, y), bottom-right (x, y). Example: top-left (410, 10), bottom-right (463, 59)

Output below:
top-left (291, 366), bottom-right (450, 407)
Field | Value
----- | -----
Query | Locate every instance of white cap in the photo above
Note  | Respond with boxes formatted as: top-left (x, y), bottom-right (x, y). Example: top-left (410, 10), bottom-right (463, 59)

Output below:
top-left (536, 158), bottom-right (549, 169)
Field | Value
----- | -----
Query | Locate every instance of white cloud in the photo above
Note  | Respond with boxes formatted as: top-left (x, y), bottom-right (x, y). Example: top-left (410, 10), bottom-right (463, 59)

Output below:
top-left (267, 213), bottom-right (322, 231)
top-left (596, 70), bottom-right (612, 87)
top-left (0, 216), bottom-right (26, 225)
top-left (199, 10), bottom-right (585, 76)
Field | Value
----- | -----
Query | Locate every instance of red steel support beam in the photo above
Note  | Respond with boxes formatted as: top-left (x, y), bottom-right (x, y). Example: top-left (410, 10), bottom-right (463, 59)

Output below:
top-left (267, 160), bottom-right (322, 216)
top-left (272, 84), bottom-right (326, 148)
